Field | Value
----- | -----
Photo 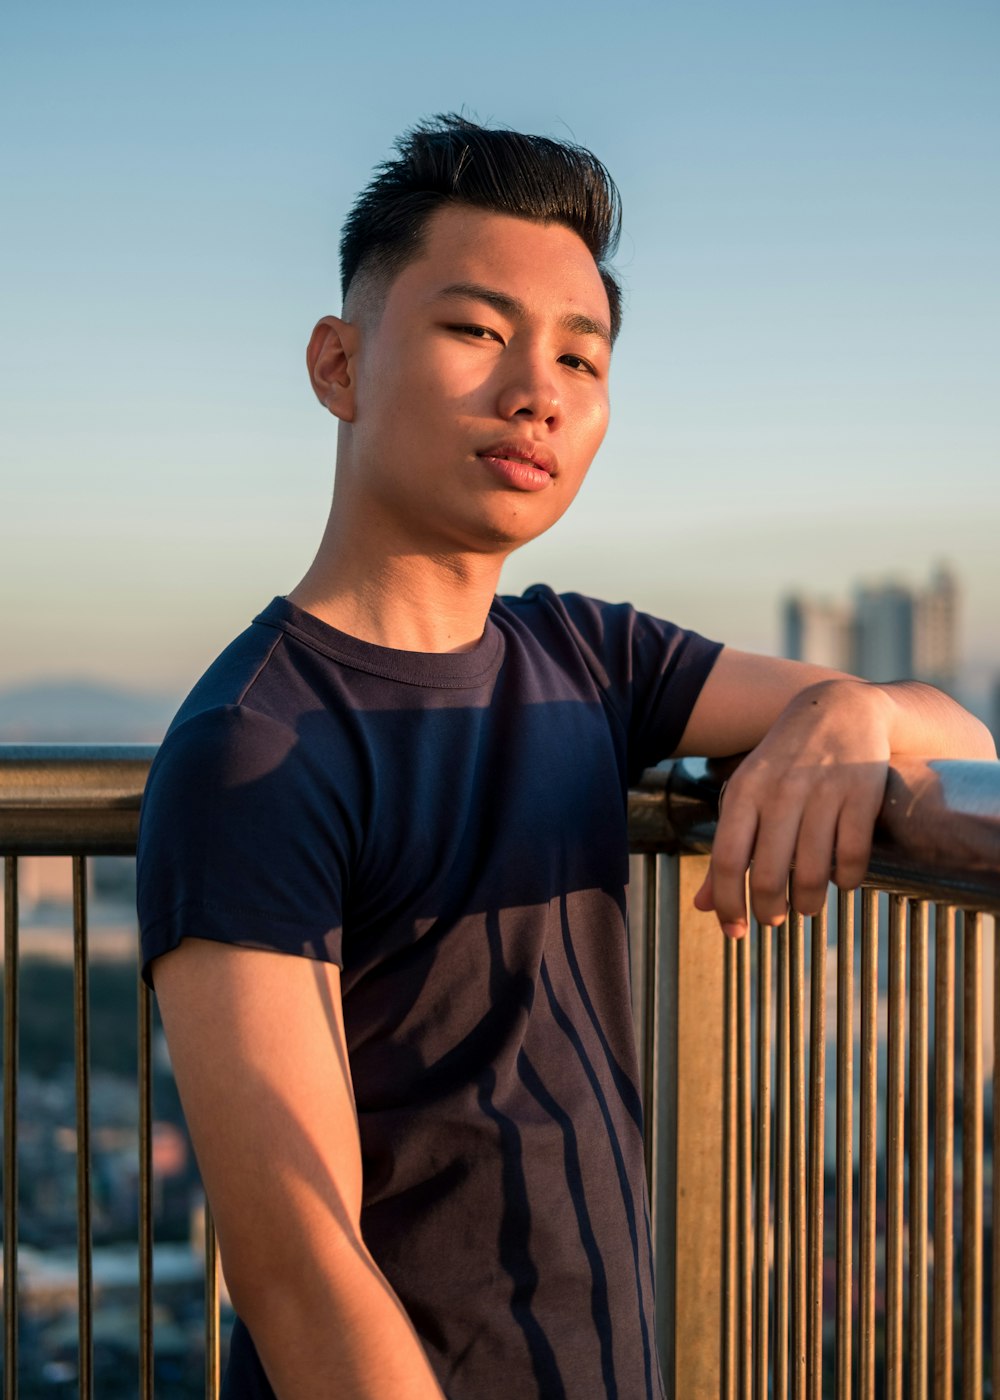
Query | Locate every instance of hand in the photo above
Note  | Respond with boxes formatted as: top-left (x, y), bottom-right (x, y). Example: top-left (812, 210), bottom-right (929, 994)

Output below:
top-left (692, 679), bottom-right (892, 937)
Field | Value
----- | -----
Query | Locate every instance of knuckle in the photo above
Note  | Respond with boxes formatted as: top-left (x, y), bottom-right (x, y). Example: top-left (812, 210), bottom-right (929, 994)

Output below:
top-left (834, 864), bottom-right (866, 891)
top-left (750, 868), bottom-right (786, 902)
top-left (711, 853), bottom-right (747, 883)
top-left (835, 837), bottom-right (871, 875)
top-left (791, 883), bottom-right (827, 916)
top-left (752, 897), bottom-right (788, 927)
top-left (774, 772), bottom-right (808, 804)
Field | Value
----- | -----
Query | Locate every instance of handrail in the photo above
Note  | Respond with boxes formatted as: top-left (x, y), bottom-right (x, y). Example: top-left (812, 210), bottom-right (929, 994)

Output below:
top-left (0, 744), bottom-right (157, 854)
top-left (3, 742), bottom-right (1000, 1397)
top-left (631, 754), bottom-right (1000, 912)
top-left (2, 746), bottom-right (1000, 908)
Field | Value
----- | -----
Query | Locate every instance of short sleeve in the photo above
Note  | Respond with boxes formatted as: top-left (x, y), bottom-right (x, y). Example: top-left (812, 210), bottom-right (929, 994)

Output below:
top-left (136, 705), bottom-right (351, 986)
top-left (538, 590), bottom-right (723, 781)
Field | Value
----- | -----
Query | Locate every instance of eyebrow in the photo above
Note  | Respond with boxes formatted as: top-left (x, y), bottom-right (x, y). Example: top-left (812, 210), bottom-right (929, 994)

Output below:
top-left (437, 281), bottom-right (612, 348)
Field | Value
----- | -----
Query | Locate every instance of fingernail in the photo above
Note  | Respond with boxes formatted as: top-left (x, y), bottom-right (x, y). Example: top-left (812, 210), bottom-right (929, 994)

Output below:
top-left (722, 921), bottom-right (746, 940)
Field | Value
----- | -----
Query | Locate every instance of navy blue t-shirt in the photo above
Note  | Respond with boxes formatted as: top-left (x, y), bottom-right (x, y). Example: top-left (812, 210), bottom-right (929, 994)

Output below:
top-left (137, 588), bottom-right (722, 1400)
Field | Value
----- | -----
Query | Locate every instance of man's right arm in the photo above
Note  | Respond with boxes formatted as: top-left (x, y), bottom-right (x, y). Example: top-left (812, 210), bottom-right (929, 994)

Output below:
top-left (153, 937), bottom-right (446, 1400)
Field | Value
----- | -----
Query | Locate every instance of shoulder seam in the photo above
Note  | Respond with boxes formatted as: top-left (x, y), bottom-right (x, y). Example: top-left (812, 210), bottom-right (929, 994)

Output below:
top-left (236, 629), bottom-right (286, 707)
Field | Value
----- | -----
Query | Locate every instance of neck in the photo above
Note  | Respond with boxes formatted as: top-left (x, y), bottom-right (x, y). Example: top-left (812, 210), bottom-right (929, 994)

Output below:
top-left (288, 508), bottom-right (506, 654)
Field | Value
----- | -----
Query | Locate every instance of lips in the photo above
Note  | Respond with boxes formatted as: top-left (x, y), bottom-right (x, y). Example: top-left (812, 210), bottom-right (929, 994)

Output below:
top-left (473, 436), bottom-right (557, 476)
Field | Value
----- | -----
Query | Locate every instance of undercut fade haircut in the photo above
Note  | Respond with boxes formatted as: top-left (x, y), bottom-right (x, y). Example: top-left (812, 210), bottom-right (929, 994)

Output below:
top-left (340, 114), bottom-right (624, 342)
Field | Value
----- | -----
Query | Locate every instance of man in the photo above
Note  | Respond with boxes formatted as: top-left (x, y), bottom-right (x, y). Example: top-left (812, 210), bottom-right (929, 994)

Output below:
top-left (137, 116), bottom-right (993, 1400)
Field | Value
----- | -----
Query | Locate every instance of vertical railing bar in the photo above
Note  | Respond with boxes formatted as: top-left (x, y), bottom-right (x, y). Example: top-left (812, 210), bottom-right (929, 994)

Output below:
top-left (723, 935), bottom-right (738, 1400)
top-left (858, 888), bottom-right (878, 1400)
top-left (885, 895), bottom-right (906, 1400)
top-left (72, 856), bottom-right (93, 1400)
top-left (789, 908), bottom-right (807, 1400)
top-left (3, 857), bottom-right (19, 1400)
top-left (910, 901), bottom-right (930, 1400)
top-left (933, 904), bottom-right (955, 1400)
top-left (754, 918), bottom-right (773, 1400)
top-left (961, 910), bottom-right (983, 1399)
top-left (138, 973), bottom-right (153, 1400)
top-left (775, 917), bottom-right (790, 1400)
top-left (807, 902), bottom-right (827, 1400)
top-left (993, 908), bottom-right (1000, 1400)
top-left (205, 1203), bottom-right (221, 1399)
top-left (835, 890), bottom-right (854, 1400)
top-left (642, 853), bottom-right (659, 1189)
top-left (738, 931), bottom-right (754, 1400)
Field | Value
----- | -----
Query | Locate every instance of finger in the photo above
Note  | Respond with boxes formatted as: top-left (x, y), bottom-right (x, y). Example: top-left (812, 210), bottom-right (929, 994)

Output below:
top-left (833, 795), bottom-right (879, 890)
top-left (693, 870), bottom-right (715, 912)
top-left (746, 804), bottom-right (802, 927)
top-left (790, 799), bottom-right (840, 915)
top-left (706, 796), bottom-right (759, 935)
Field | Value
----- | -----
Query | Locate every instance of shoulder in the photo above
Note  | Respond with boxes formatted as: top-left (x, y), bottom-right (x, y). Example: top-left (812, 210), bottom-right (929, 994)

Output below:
top-left (138, 607), bottom-right (366, 870)
top-left (497, 583), bottom-right (719, 677)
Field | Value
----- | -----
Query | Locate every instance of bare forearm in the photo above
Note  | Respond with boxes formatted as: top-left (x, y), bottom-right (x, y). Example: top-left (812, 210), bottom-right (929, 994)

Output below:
top-left (152, 945), bottom-right (444, 1398)
top-left (678, 648), bottom-right (997, 762)
top-left (875, 679), bottom-right (996, 760)
top-left (234, 1239), bottom-right (445, 1400)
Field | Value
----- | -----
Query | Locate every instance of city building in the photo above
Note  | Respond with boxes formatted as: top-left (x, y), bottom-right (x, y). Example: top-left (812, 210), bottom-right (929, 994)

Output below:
top-left (783, 564), bottom-right (959, 692)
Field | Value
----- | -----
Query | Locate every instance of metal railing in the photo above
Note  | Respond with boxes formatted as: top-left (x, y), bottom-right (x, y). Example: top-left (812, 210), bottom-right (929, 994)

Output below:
top-left (2, 744), bottom-right (1000, 1396)
top-left (631, 755), bottom-right (1000, 1399)
top-left (0, 745), bottom-right (219, 1400)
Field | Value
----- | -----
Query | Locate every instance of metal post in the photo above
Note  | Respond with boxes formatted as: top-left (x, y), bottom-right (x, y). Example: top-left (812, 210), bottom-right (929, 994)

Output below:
top-left (3, 857), bottom-right (19, 1400)
top-left (206, 1205), bottom-right (221, 1399)
top-left (858, 889), bottom-right (878, 1400)
top-left (754, 918), bottom-right (773, 1400)
top-left (653, 853), bottom-right (724, 1399)
top-left (806, 904), bottom-right (827, 1400)
top-left (835, 891), bottom-right (854, 1400)
top-left (910, 901), bottom-right (930, 1400)
top-left (723, 936), bottom-right (738, 1400)
top-left (138, 974), bottom-right (153, 1400)
top-left (738, 933), bottom-right (754, 1400)
top-left (933, 905), bottom-right (955, 1400)
top-left (961, 910), bottom-right (983, 1399)
top-left (72, 857), bottom-right (93, 1400)
top-left (885, 896), bottom-right (906, 1400)
top-left (789, 910), bottom-right (807, 1399)
top-left (775, 918), bottom-right (790, 1400)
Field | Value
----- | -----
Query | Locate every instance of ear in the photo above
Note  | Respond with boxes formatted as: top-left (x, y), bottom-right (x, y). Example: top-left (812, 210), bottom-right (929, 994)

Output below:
top-left (306, 315), bottom-right (359, 423)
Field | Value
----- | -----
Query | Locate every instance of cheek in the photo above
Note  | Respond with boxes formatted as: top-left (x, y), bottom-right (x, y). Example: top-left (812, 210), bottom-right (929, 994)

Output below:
top-left (371, 346), bottom-right (493, 424)
top-left (571, 391), bottom-right (610, 455)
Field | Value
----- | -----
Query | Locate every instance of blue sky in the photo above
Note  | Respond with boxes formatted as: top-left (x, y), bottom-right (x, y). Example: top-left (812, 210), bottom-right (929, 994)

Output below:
top-left (3, 1), bottom-right (998, 702)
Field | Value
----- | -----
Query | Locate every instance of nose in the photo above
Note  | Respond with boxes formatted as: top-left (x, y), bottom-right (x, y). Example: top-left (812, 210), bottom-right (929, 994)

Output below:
top-left (495, 350), bottom-right (561, 428)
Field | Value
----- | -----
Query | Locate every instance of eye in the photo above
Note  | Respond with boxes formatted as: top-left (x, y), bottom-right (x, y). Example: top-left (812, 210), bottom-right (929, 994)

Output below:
top-left (449, 324), bottom-right (503, 343)
top-left (559, 353), bottom-right (598, 376)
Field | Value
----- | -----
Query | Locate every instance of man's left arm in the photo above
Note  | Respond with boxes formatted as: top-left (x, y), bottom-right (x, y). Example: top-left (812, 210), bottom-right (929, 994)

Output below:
top-left (673, 648), bottom-right (997, 938)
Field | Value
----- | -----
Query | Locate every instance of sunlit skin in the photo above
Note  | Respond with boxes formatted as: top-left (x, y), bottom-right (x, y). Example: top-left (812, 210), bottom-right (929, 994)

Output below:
top-left (291, 205), bottom-right (612, 654)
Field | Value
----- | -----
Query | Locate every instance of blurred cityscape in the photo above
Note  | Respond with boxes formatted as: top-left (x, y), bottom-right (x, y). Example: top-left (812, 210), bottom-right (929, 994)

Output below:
top-left (783, 563), bottom-right (1000, 744)
top-left (0, 864), bottom-right (232, 1396)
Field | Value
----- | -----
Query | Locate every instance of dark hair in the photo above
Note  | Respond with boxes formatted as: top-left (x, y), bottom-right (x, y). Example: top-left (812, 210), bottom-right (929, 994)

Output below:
top-left (340, 114), bottom-right (623, 341)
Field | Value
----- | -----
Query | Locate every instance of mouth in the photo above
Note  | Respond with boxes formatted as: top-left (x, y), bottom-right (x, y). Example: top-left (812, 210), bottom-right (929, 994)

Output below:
top-left (475, 439), bottom-right (558, 493)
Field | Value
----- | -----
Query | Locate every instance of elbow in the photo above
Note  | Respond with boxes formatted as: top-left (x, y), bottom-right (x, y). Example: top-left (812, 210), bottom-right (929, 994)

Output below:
top-left (972, 716), bottom-right (998, 761)
top-left (219, 1217), bottom-right (370, 1328)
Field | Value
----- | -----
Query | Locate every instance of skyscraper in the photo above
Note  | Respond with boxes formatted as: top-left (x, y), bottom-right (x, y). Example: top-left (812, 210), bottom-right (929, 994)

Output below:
top-left (783, 565), bottom-right (959, 692)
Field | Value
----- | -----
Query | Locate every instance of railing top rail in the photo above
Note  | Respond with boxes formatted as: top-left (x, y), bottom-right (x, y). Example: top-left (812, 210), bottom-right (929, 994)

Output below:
top-left (631, 755), bottom-right (1000, 912)
top-left (1, 744), bottom-right (999, 908)
top-left (0, 744), bottom-right (158, 855)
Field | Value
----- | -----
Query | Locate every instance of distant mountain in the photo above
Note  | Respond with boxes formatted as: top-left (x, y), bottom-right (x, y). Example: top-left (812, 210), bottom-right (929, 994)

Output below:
top-left (0, 680), bottom-right (180, 743)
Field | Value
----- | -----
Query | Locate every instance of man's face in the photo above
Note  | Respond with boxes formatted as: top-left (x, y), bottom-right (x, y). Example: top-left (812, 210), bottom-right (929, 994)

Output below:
top-left (342, 204), bottom-right (612, 556)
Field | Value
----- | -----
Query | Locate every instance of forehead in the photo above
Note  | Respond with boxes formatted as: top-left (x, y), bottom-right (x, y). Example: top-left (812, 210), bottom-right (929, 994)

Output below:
top-left (386, 205), bottom-right (611, 327)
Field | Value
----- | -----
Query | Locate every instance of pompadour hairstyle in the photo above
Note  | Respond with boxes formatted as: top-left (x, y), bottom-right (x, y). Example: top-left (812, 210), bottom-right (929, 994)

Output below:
top-left (340, 114), bottom-right (623, 342)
